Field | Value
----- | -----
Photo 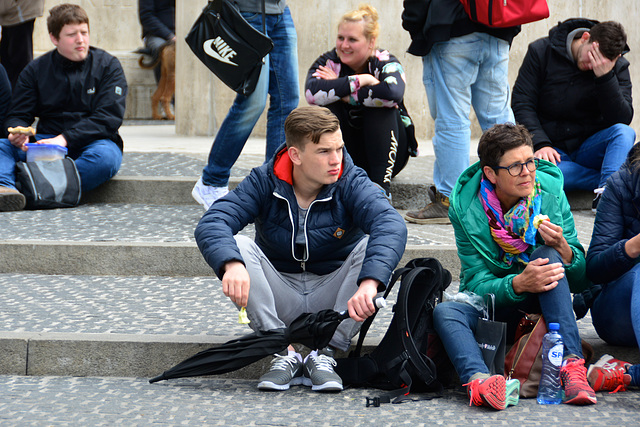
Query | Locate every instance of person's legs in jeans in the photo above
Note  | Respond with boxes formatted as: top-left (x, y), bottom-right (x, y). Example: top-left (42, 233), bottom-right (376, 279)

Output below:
top-left (555, 148), bottom-right (600, 192)
top-left (263, 7), bottom-right (299, 160)
top-left (591, 263), bottom-right (640, 347)
top-left (201, 8), bottom-right (298, 188)
top-left (433, 300), bottom-right (488, 383)
top-left (422, 36), bottom-right (475, 199)
top-left (470, 34), bottom-right (514, 133)
top-left (0, 138), bottom-right (25, 189)
top-left (422, 33), bottom-right (512, 198)
top-left (66, 139), bottom-right (122, 193)
top-left (406, 33), bottom-right (512, 224)
top-left (530, 245), bottom-right (583, 357)
top-left (0, 136), bottom-right (121, 192)
top-left (559, 124), bottom-right (636, 191)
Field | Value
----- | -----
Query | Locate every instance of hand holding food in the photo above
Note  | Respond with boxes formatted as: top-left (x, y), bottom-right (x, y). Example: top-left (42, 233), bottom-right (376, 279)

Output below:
top-left (533, 214), bottom-right (550, 229)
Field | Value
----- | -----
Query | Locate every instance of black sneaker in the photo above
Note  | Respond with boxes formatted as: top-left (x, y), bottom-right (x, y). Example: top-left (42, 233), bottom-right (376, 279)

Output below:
top-left (257, 353), bottom-right (304, 391)
top-left (302, 348), bottom-right (343, 392)
top-left (592, 187), bottom-right (605, 214)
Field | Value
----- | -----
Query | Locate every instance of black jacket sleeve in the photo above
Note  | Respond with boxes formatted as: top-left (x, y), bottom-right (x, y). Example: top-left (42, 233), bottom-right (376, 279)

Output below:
top-left (595, 59), bottom-right (633, 127)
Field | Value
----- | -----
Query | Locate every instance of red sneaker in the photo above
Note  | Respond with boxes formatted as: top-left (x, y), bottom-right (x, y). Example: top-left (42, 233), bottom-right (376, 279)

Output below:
top-left (587, 354), bottom-right (632, 393)
top-left (561, 358), bottom-right (597, 405)
top-left (463, 374), bottom-right (507, 410)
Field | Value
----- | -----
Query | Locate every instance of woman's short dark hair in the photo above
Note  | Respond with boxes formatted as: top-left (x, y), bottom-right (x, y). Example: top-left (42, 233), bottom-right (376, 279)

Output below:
top-left (285, 106), bottom-right (340, 149)
top-left (477, 123), bottom-right (534, 170)
top-left (47, 3), bottom-right (89, 40)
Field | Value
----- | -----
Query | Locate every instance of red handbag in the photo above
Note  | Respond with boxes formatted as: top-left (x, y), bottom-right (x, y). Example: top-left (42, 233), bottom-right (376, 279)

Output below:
top-left (460, 0), bottom-right (549, 28)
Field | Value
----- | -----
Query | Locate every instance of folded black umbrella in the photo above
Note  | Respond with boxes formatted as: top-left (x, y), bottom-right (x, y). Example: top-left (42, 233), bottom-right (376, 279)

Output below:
top-left (149, 309), bottom-right (350, 383)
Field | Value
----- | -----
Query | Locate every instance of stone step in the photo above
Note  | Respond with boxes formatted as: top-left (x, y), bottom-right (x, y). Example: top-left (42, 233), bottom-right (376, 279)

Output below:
top-left (0, 203), bottom-right (596, 279)
top-left (1, 272), bottom-right (636, 379)
top-left (0, 272), bottom-right (397, 379)
top-left (87, 152), bottom-right (596, 210)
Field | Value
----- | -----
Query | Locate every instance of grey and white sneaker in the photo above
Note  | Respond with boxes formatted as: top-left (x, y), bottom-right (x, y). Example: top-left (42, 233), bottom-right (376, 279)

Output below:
top-left (302, 349), bottom-right (343, 392)
top-left (257, 353), bottom-right (304, 391)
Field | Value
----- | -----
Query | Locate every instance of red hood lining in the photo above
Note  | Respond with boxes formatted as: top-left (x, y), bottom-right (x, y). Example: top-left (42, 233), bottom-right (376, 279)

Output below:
top-left (273, 147), bottom-right (344, 185)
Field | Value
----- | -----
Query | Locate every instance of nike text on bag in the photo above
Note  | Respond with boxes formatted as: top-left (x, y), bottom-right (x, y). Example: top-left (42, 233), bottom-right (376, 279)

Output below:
top-left (185, 0), bottom-right (273, 96)
top-left (459, 0), bottom-right (549, 28)
top-left (15, 158), bottom-right (82, 209)
top-left (335, 258), bottom-right (454, 406)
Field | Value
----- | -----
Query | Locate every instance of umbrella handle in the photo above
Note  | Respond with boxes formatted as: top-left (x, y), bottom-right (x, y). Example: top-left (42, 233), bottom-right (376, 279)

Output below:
top-left (338, 298), bottom-right (386, 319)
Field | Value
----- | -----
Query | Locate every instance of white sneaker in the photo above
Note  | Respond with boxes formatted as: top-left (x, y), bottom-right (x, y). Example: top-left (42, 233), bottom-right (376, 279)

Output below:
top-left (191, 178), bottom-right (228, 210)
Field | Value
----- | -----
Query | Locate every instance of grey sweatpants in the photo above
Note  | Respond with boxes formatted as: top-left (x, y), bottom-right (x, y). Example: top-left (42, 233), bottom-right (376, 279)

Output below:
top-left (235, 234), bottom-right (370, 351)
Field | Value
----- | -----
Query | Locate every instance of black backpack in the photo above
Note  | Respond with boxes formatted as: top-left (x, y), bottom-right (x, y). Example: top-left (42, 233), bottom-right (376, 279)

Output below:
top-left (335, 257), bottom-right (453, 406)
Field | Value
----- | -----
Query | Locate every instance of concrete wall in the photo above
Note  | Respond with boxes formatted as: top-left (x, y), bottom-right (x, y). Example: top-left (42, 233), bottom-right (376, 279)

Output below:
top-left (33, 1), bottom-right (639, 138)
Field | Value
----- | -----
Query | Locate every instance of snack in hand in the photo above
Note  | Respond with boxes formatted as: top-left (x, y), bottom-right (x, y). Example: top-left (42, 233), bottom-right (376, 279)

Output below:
top-left (238, 307), bottom-right (251, 324)
top-left (7, 126), bottom-right (35, 136)
top-left (533, 214), bottom-right (550, 229)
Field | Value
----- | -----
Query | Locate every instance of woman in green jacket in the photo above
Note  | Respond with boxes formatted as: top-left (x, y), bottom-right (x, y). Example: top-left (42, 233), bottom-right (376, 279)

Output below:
top-left (433, 124), bottom-right (594, 409)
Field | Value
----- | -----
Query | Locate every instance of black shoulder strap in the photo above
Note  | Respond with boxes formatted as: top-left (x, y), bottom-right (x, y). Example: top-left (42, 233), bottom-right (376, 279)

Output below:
top-left (396, 264), bottom-right (442, 387)
top-left (350, 266), bottom-right (410, 358)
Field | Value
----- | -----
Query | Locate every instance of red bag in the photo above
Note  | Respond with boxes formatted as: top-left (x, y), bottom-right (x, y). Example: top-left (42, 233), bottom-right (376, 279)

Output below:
top-left (460, 0), bottom-right (549, 28)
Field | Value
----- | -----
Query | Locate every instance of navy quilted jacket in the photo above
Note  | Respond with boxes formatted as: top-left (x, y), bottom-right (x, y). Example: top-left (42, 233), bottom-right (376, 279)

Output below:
top-left (195, 144), bottom-right (407, 288)
top-left (586, 144), bottom-right (640, 284)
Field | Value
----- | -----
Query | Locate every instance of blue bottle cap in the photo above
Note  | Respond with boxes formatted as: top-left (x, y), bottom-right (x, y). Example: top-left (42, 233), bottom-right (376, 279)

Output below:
top-left (549, 322), bottom-right (560, 331)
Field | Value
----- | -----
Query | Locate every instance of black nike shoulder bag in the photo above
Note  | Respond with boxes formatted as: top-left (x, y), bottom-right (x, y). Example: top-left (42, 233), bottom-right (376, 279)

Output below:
top-left (185, 0), bottom-right (274, 96)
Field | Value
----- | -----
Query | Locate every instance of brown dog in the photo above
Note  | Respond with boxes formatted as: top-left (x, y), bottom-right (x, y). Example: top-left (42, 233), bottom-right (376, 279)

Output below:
top-left (139, 42), bottom-right (175, 120)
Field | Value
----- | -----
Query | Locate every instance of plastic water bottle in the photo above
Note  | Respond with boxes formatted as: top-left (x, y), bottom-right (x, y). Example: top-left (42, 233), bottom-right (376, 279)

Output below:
top-left (537, 322), bottom-right (564, 404)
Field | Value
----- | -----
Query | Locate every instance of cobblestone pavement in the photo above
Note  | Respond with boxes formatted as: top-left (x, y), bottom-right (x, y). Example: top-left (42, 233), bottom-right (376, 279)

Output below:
top-left (1, 375), bottom-right (639, 426)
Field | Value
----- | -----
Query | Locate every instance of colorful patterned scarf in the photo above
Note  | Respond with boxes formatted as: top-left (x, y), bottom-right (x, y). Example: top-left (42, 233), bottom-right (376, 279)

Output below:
top-left (479, 176), bottom-right (542, 266)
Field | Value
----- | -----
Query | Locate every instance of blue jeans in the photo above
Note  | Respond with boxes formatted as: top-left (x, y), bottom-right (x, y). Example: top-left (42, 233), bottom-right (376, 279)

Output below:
top-left (423, 32), bottom-right (514, 198)
top-left (433, 246), bottom-right (582, 383)
top-left (202, 7), bottom-right (299, 187)
top-left (557, 124), bottom-right (635, 191)
top-left (591, 263), bottom-right (640, 347)
top-left (0, 135), bottom-right (122, 193)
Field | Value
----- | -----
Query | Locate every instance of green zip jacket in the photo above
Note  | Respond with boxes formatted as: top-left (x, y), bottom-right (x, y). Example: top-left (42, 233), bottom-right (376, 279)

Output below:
top-left (449, 160), bottom-right (588, 308)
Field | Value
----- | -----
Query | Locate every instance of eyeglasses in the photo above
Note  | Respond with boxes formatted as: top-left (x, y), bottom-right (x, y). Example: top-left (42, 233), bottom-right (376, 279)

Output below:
top-left (493, 158), bottom-right (539, 177)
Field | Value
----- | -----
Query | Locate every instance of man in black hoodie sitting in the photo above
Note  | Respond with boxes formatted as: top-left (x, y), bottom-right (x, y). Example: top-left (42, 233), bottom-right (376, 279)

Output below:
top-left (512, 19), bottom-right (634, 211)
